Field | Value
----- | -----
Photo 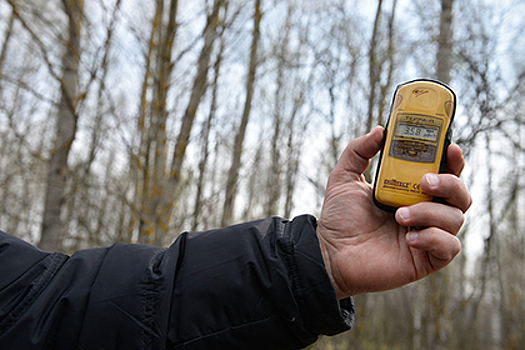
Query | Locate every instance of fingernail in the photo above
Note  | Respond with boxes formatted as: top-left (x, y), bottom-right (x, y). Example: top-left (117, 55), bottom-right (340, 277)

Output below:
top-left (425, 173), bottom-right (440, 188)
top-left (398, 208), bottom-right (410, 221)
top-left (407, 231), bottom-right (419, 243)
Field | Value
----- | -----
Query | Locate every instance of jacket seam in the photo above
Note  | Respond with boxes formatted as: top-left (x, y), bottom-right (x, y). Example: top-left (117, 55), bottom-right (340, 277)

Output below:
top-left (0, 252), bottom-right (68, 334)
top-left (141, 248), bottom-right (168, 349)
top-left (277, 222), bottom-right (306, 303)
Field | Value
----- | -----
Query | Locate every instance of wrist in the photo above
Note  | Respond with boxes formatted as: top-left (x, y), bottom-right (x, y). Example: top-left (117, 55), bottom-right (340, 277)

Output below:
top-left (316, 225), bottom-right (346, 300)
top-left (285, 215), bottom-right (355, 335)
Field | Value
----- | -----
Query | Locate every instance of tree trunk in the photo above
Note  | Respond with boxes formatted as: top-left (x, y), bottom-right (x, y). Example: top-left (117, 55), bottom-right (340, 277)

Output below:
top-left (141, 0), bottom-right (224, 244)
top-left (437, 0), bottom-right (454, 84)
top-left (192, 21), bottom-right (227, 231)
top-left (127, 0), bottom-right (163, 243)
top-left (170, 0), bottom-right (223, 184)
top-left (221, 0), bottom-right (261, 227)
top-left (366, 0), bottom-right (383, 133)
top-left (363, 0), bottom-right (383, 182)
top-left (39, 0), bottom-right (83, 251)
top-left (139, 0), bottom-right (180, 244)
top-left (0, 9), bottom-right (15, 77)
top-left (264, 3), bottom-right (291, 218)
top-left (425, 0), bottom-right (455, 344)
top-left (378, 0), bottom-right (397, 125)
top-left (283, 100), bottom-right (302, 219)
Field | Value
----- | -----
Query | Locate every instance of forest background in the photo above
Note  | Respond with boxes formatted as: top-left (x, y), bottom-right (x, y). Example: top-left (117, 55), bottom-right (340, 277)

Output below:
top-left (1, 0), bottom-right (524, 348)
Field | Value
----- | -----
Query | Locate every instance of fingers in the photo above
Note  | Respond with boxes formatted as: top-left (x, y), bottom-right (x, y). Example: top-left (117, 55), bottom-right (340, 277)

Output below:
top-left (397, 170), bottom-right (470, 233)
top-left (394, 150), bottom-right (470, 274)
top-left (420, 173), bottom-right (472, 213)
top-left (396, 202), bottom-right (465, 235)
top-left (332, 126), bottom-right (384, 182)
top-left (398, 202), bottom-right (463, 272)
top-left (405, 227), bottom-right (461, 270)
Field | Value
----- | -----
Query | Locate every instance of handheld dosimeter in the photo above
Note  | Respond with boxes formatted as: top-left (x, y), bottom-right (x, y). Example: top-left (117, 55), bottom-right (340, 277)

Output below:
top-left (373, 79), bottom-right (457, 212)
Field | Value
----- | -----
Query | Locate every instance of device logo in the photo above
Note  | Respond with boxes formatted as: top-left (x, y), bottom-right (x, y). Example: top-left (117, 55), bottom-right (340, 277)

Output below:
top-left (412, 89), bottom-right (430, 98)
top-left (383, 179), bottom-right (422, 194)
top-left (413, 89), bottom-right (430, 98)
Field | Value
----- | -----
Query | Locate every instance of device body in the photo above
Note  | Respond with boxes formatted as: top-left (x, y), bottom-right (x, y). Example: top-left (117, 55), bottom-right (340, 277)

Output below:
top-left (373, 79), bottom-right (456, 212)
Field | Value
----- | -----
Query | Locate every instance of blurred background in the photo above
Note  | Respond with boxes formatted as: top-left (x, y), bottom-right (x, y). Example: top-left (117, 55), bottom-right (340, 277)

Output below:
top-left (1, 0), bottom-right (524, 348)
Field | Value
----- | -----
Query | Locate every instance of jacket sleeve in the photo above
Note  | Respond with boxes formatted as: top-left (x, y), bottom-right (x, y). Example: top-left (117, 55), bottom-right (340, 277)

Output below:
top-left (0, 215), bottom-right (354, 350)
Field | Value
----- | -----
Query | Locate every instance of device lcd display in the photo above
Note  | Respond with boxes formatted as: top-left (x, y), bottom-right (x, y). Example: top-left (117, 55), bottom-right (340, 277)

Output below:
top-left (396, 123), bottom-right (438, 141)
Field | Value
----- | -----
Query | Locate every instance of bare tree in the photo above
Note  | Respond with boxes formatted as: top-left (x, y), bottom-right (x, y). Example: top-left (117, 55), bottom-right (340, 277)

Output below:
top-left (126, 0), bottom-right (164, 243)
top-left (363, 0), bottom-right (397, 181)
top-left (138, 0), bottom-right (180, 244)
top-left (423, 0), bottom-right (455, 346)
top-left (222, 0), bottom-right (262, 227)
top-left (263, 2), bottom-right (294, 218)
top-left (366, 0), bottom-right (384, 135)
top-left (127, 0), bottom-right (225, 244)
top-left (192, 5), bottom-right (229, 231)
top-left (155, 0), bottom-right (226, 242)
top-left (437, 0), bottom-right (454, 83)
top-left (39, 0), bottom-right (84, 251)
top-left (0, 8), bottom-right (15, 76)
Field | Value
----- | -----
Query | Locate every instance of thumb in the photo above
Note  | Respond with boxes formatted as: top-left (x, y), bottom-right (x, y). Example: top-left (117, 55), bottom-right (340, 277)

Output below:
top-left (331, 126), bottom-right (384, 182)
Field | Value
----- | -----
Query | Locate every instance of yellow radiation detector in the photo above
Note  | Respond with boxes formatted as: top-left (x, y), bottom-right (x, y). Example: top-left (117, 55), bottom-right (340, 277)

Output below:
top-left (373, 79), bottom-right (456, 212)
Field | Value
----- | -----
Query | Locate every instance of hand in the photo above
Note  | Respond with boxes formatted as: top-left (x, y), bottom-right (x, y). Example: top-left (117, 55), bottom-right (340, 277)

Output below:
top-left (317, 126), bottom-right (472, 299)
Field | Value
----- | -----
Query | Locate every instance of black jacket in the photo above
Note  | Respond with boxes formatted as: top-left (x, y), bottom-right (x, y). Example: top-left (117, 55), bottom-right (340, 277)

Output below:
top-left (0, 215), bottom-right (354, 349)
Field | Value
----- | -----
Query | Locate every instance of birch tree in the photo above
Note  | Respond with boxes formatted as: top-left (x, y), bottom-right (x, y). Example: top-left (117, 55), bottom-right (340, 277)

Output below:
top-left (137, 0), bottom-right (180, 244)
top-left (423, 0), bottom-right (455, 346)
top-left (39, 0), bottom-right (84, 251)
top-left (222, 0), bottom-right (262, 226)
top-left (192, 5), bottom-right (229, 231)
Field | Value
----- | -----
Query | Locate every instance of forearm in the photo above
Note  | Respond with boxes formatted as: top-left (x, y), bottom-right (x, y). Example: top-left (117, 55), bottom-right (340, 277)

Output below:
top-left (166, 215), bottom-right (354, 349)
top-left (0, 215), bottom-right (354, 349)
